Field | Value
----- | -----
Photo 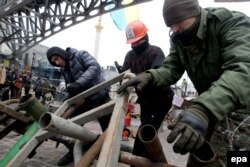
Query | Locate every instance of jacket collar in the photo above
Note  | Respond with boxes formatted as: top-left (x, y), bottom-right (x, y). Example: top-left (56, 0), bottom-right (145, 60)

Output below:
top-left (197, 7), bottom-right (208, 42)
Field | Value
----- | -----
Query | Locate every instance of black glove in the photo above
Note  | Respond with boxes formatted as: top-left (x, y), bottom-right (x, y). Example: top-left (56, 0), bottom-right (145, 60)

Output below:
top-left (114, 61), bottom-right (123, 73)
top-left (67, 82), bottom-right (81, 95)
top-left (63, 92), bottom-right (70, 102)
top-left (117, 72), bottom-right (153, 94)
top-left (167, 105), bottom-right (209, 155)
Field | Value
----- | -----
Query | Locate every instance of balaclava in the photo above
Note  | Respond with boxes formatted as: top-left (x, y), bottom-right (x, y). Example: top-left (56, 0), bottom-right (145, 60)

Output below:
top-left (171, 15), bottom-right (201, 46)
top-left (46, 46), bottom-right (68, 66)
top-left (132, 34), bottom-right (149, 55)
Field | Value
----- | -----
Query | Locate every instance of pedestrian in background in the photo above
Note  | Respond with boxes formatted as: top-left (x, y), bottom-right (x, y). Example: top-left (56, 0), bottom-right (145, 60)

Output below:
top-left (23, 72), bottom-right (31, 95)
top-left (34, 77), bottom-right (42, 100)
top-left (0, 63), bottom-right (7, 100)
top-left (14, 72), bottom-right (22, 98)
top-left (6, 67), bottom-right (17, 99)
top-left (0, 63), bottom-right (6, 91)
top-left (181, 78), bottom-right (187, 97)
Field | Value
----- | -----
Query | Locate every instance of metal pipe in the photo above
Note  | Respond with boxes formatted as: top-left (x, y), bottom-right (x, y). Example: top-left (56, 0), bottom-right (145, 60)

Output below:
top-left (39, 113), bottom-right (99, 142)
top-left (19, 94), bottom-right (48, 121)
top-left (120, 143), bottom-right (133, 153)
top-left (138, 124), bottom-right (167, 163)
top-left (75, 130), bottom-right (133, 167)
top-left (119, 151), bottom-right (176, 167)
top-left (36, 100), bottom-right (115, 143)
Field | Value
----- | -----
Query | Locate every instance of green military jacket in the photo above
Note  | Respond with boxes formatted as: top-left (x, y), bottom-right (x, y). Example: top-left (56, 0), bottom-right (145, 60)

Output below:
top-left (149, 7), bottom-right (250, 121)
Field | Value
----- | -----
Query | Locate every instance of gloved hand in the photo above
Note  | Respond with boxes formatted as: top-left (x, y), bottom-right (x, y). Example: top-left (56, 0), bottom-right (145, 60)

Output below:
top-left (63, 92), bottom-right (70, 102)
top-left (67, 82), bottom-right (81, 95)
top-left (123, 72), bottom-right (136, 80)
top-left (167, 105), bottom-right (209, 155)
top-left (117, 72), bottom-right (153, 94)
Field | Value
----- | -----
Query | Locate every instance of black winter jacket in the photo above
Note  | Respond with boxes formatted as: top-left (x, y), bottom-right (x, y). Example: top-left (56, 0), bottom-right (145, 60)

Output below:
top-left (48, 47), bottom-right (109, 102)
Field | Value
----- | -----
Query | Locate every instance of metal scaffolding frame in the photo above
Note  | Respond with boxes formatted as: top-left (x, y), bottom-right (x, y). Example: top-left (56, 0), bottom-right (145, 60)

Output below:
top-left (0, 0), bottom-right (151, 58)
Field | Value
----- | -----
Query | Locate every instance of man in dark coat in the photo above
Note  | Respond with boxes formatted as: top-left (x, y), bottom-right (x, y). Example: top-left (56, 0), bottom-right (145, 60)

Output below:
top-left (47, 46), bottom-right (111, 166)
top-left (121, 20), bottom-right (174, 162)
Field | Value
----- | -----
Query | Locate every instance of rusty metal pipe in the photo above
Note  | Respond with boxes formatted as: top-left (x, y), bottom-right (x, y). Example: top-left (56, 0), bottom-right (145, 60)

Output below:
top-left (138, 124), bottom-right (167, 163)
top-left (119, 151), bottom-right (176, 167)
top-left (75, 130), bottom-right (133, 167)
top-left (39, 112), bottom-right (99, 142)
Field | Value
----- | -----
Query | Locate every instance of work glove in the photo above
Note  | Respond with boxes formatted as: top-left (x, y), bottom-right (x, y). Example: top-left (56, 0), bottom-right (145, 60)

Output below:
top-left (117, 72), bottom-right (153, 94)
top-left (67, 82), bottom-right (81, 95)
top-left (123, 72), bottom-right (136, 80)
top-left (167, 105), bottom-right (209, 155)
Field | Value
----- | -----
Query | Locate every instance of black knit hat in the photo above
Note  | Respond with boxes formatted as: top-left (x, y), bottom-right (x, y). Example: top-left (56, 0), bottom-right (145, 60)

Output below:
top-left (163, 0), bottom-right (201, 27)
top-left (46, 46), bottom-right (68, 66)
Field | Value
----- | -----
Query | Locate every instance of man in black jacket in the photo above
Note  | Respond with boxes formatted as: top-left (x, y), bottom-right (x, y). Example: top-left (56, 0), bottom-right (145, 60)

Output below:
top-left (47, 46), bottom-right (111, 166)
top-left (121, 20), bottom-right (174, 162)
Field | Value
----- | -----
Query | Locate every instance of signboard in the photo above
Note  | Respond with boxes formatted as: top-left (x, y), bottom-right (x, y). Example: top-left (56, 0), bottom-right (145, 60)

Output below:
top-left (172, 95), bottom-right (184, 107)
top-left (3, 59), bottom-right (9, 67)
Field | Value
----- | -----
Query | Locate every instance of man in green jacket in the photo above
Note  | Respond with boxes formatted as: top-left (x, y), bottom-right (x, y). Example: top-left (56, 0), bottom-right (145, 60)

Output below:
top-left (117, 0), bottom-right (250, 166)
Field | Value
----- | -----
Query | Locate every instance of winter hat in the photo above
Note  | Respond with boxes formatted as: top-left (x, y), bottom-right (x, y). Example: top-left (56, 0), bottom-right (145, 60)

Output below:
top-left (46, 46), bottom-right (68, 66)
top-left (163, 0), bottom-right (201, 27)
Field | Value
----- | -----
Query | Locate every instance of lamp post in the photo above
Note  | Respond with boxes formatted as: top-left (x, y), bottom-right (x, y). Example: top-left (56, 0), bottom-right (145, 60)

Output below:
top-left (93, 16), bottom-right (103, 61)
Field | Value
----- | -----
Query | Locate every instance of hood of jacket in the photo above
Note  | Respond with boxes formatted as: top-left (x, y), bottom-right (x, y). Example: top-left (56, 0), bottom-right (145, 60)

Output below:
top-left (46, 46), bottom-right (69, 66)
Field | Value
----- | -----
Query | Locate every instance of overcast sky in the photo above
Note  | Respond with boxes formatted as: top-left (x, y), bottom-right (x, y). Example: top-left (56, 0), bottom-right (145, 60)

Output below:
top-left (41, 0), bottom-right (250, 68)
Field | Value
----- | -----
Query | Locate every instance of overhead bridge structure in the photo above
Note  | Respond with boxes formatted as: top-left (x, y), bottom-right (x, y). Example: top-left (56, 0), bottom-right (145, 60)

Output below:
top-left (0, 0), bottom-right (151, 58)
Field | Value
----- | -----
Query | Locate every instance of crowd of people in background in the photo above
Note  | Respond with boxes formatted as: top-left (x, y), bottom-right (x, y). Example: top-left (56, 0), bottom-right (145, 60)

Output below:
top-left (0, 64), bottom-right (32, 101)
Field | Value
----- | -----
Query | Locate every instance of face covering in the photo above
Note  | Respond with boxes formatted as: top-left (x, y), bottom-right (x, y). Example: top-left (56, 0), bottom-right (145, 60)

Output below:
top-left (170, 15), bottom-right (201, 46)
top-left (131, 40), bottom-right (149, 55)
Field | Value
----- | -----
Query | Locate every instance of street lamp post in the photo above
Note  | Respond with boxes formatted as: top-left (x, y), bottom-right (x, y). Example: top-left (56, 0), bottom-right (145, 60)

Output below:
top-left (94, 16), bottom-right (103, 61)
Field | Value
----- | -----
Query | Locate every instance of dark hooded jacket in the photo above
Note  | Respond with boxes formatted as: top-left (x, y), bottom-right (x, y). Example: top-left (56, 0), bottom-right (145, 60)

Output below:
top-left (47, 47), bottom-right (109, 102)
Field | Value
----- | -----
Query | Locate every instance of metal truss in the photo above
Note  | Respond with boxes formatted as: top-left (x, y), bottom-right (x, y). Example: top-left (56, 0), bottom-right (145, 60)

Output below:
top-left (0, 0), bottom-right (151, 58)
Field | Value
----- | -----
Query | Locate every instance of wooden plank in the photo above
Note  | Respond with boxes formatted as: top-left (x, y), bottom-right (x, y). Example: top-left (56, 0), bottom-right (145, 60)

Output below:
top-left (96, 93), bottom-right (128, 167)
top-left (0, 103), bottom-right (32, 123)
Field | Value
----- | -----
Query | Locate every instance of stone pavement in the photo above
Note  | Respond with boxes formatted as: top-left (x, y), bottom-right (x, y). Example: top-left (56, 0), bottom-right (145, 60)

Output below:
top-left (0, 118), bottom-right (188, 167)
